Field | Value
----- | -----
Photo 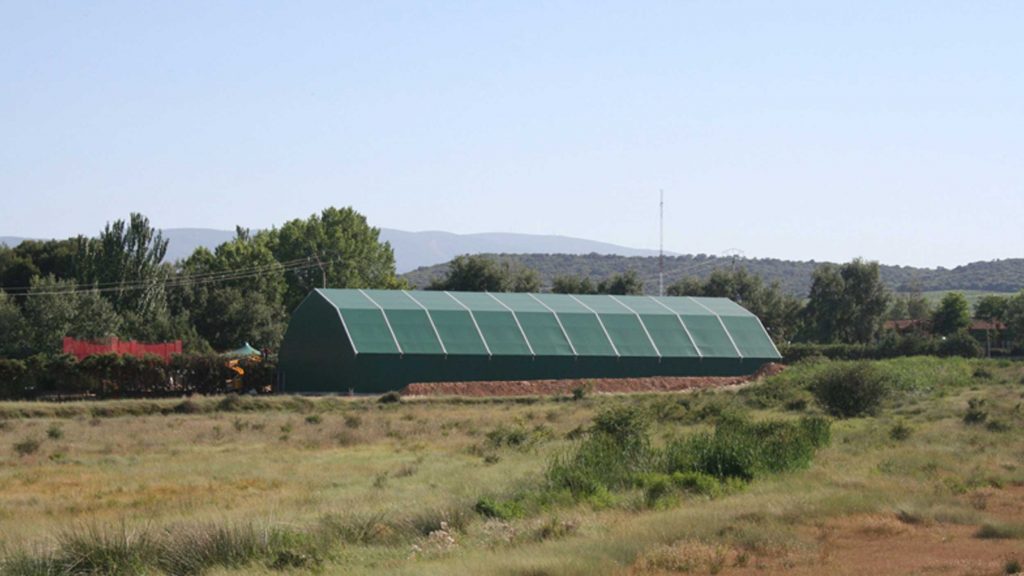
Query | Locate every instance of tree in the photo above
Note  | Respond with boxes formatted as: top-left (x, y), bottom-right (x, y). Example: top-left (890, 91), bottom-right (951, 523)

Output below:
top-left (551, 275), bottom-right (597, 295)
top-left (667, 268), bottom-right (804, 342)
top-left (1002, 290), bottom-right (1024, 350)
top-left (428, 255), bottom-right (507, 292)
top-left (266, 207), bottom-right (404, 310)
top-left (427, 255), bottom-right (540, 293)
top-left (803, 259), bottom-right (890, 344)
top-left (597, 270), bottom-right (643, 295)
top-left (931, 292), bottom-right (971, 336)
top-left (507, 263), bottom-right (541, 293)
top-left (173, 228), bottom-right (288, 350)
top-left (0, 291), bottom-right (29, 357)
top-left (74, 213), bottom-right (171, 337)
top-left (21, 276), bottom-right (121, 354)
top-left (905, 287), bottom-right (932, 321)
top-left (887, 287), bottom-right (932, 321)
top-left (975, 295), bottom-right (1009, 322)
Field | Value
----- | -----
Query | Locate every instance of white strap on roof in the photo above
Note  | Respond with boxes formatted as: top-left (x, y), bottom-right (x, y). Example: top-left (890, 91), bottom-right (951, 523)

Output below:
top-left (403, 291), bottom-right (447, 355)
top-left (444, 291), bottom-right (492, 357)
top-left (752, 314), bottom-right (783, 358)
top-left (567, 294), bottom-right (620, 357)
top-left (316, 289), bottom-right (359, 355)
top-left (608, 295), bottom-right (661, 358)
top-left (525, 293), bottom-right (579, 357)
top-left (688, 297), bottom-right (743, 359)
top-left (648, 296), bottom-right (703, 358)
top-left (486, 292), bottom-right (536, 356)
top-left (357, 289), bottom-right (404, 355)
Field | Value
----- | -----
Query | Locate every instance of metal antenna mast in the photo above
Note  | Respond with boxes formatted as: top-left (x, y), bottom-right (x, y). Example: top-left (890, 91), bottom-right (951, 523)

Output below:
top-left (659, 189), bottom-right (664, 297)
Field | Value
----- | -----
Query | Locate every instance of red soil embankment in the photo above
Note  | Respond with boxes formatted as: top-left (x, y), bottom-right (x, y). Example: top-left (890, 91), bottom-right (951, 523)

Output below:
top-left (402, 363), bottom-right (785, 398)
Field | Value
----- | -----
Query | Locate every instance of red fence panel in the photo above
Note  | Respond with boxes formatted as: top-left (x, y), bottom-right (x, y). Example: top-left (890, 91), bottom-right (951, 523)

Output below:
top-left (62, 337), bottom-right (182, 363)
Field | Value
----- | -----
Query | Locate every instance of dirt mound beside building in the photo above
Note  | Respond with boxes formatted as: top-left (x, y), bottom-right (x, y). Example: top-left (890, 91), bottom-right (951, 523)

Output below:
top-left (402, 364), bottom-right (785, 397)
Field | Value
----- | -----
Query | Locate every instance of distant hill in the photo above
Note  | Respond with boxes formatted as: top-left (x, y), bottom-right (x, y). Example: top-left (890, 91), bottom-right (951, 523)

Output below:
top-left (379, 230), bottom-right (666, 273)
top-left (402, 253), bottom-right (1024, 297)
top-left (2, 228), bottom-right (667, 272)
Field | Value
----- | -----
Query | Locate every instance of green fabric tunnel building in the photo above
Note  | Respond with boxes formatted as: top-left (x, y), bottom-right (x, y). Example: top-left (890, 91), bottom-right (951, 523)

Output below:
top-left (278, 289), bottom-right (781, 394)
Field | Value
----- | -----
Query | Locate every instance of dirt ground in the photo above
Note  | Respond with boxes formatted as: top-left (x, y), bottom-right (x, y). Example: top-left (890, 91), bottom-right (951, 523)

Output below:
top-left (633, 487), bottom-right (1024, 576)
top-left (402, 363), bottom-right (786, 397)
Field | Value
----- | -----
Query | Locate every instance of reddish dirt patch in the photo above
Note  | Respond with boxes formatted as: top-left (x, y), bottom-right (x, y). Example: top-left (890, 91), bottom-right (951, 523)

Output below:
top-left (724, 516), bottom-right (1024, 576)
top-left (401, 363), bottom-right (786, 397)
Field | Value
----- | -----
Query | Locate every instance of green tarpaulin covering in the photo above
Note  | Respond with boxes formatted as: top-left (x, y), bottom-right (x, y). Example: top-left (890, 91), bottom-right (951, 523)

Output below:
top-left (278, 289), bottom-right (781, 394)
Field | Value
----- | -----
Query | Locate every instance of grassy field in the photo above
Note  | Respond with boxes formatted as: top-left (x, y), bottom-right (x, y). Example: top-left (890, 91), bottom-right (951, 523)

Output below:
top-left (1, 357), bottom-right (1022, 575)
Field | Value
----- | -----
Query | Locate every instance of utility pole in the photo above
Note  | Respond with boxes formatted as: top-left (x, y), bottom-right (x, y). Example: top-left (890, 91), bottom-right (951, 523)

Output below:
top-left (659, 190), bottom-right (664, 297)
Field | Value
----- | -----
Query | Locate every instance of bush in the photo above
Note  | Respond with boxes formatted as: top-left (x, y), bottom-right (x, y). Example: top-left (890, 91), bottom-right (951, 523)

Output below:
top-left (812, 362), bottom-right (890, 417)
top-left (937, 332), bottom-right (983, 358)
top-left (46, 424), bottom-right (64, 440)
top-left (963, 398), bottom-right (988, 425)
top-left (13, 437), bottom-right (41, 456)
top-left (663, 415), bottom-right (829, 481)
top-left (0, 358), bottom-right (28, 399)
top-left (670, 471), bottom-right (722, 497)
top-left (474, 497), bottom-right (525, 520)
top-left (173, 399), bottom-right (203, 414)
top-left (378, 391), bottom-right (401, 404)
top-left (889, 420), bottom-right (913, 440)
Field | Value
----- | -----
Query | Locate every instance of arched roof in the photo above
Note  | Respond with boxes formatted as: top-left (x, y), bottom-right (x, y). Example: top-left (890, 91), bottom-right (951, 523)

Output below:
top-left (312, 289), bottom-right (779, 360)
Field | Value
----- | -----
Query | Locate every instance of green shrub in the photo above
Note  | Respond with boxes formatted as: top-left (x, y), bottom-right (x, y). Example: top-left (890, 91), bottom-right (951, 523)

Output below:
top-left (973, 366), bottom-right (994, 379)
top-left (46, 423), bottom-right (64, 440)
top-left (378, 391), bottom-right (401, 404)
top-left (173, 399), bottom-right (203, 414)
top-left (975, 522), bottom-right (1024, 539)
top-left (937, 332), bottom-right (983, 358)
top-left (812, 361), bottom-right (890, 417)
top-left (963, 398), bottom-right (988, 425)
top-left (304, 414), bottom-right (322, 425)
top-left (670, 471), bottom-right (722, 497)
top-left (13, 436), bottom-right (41, 456)
top-left (639, 473), bottom-right (675, 507)
top-left (474, 497), bottom-right (525, 520)
top-left (889, 420), bottom-right (913, 440)
top-left (799, 415), bottom-right (833, 448)
top-left (663, 416), bottom-right (830, 481)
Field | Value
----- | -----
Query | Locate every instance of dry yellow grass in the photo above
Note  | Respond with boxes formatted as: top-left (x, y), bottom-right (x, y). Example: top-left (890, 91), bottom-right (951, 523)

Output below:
top-left (1, 358), bottom-right (1022, 575)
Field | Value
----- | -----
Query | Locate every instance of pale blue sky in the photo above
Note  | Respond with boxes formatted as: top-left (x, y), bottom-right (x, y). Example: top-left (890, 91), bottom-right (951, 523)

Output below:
top-left (1, 1), bottom-right (1021, 267)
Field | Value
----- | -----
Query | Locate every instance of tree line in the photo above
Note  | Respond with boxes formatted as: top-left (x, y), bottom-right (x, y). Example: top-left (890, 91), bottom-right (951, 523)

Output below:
top-left (403, 253), bottom-right (1024, 297)
top-left (424, 255), bottom-right (1024, 354)
top-left (3, 208), bottom-right (1024, 363)
top-left (0, 207), bottom-right (404, 357)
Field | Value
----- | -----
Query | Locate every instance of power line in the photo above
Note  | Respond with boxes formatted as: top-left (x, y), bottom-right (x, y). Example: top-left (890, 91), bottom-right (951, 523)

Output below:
top-left (3, 256), bottom-right (340, 297)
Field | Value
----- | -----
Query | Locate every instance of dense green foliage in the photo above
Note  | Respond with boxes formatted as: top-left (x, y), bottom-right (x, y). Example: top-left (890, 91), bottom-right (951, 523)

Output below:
top-left (931, 292), bottom-right (972, 335)
top-left (426, 254), bottom-right (539, 293)
top-left (544, 405), bottom-right (830, 504)
top-left (811, 361), bottom-right (892, 417)
top-left (403, 253), bottom-right (1024, 296)
top-left (802, 259), bottom-right (890, 344)
top-left (667, 268), bottom-right (803, 342)
top-left (0, 354), bottom-right (273, 399)
top-left (0, 207), bottom-right (403, 356)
